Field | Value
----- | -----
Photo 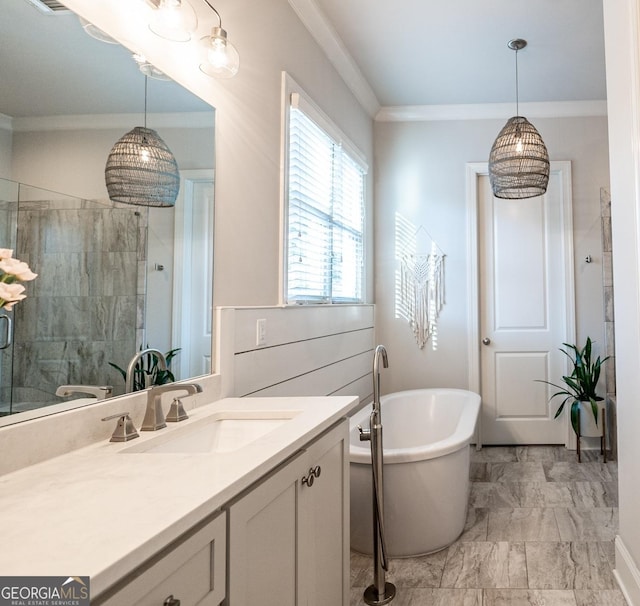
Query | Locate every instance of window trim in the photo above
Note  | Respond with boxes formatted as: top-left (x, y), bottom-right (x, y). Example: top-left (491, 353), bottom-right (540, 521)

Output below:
top-left (280, 72), bottom-right (368, 305)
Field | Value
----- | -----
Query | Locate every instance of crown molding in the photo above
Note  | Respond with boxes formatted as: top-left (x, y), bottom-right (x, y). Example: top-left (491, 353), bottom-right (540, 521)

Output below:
top-left (376, 100), bottom-right (608, 122)
top-left (10, 112), bottom-right (215, 132)
top-left (288, 0), bottom-right (380, 118)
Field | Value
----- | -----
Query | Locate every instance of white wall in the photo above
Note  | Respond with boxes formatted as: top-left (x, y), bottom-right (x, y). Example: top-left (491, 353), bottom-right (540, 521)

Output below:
top-left (0, 123), bottom-right (12, 178)
top-left (603, 0), bottom-right (640, 603)
top-left (374, 116), bottom-right (609, 395)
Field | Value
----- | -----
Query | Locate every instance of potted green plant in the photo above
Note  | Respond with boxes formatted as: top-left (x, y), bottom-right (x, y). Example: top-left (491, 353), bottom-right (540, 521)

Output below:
top-left (539, 337), bottom-right (608, 437)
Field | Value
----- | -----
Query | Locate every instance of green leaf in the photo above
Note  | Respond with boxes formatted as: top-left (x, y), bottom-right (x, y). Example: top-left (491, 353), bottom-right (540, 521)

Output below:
top-left (589, 398), bottom-right (599, 425)
top-left (108, 362), bottom-right (126, 381)
top-left (570, 400), bottom-right (580, 436)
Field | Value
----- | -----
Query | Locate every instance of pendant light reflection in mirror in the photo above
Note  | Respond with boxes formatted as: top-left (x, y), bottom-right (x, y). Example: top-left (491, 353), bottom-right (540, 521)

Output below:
top-left (105, 75), bottom-right (181, 208)
top-left (92, 0), bottom-right (239, 207)
top-left (488, 39), bottom-right (550, 200)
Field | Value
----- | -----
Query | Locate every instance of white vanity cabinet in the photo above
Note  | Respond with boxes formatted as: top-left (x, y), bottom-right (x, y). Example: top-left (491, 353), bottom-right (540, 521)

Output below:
top-left (96, 512), bottom-right (226, 606)
top-left (227, 419), bottom-right (350, 606)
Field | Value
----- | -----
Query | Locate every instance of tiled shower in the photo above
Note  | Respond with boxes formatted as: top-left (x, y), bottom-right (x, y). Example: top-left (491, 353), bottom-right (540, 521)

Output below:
top-left (0, 180), bottom-right (146, 414)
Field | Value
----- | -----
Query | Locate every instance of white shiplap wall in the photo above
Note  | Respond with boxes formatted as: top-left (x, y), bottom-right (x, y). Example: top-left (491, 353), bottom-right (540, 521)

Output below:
top-left (217, 305), bottom-right (375, 404)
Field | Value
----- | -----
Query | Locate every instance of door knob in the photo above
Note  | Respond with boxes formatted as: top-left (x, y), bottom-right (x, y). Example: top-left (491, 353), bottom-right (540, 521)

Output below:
top-left (482, 337), bottom-right (491, 345)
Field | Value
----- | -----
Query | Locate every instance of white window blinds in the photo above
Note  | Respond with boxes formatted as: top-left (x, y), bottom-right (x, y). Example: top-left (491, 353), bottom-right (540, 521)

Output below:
top-left (286, 99), bottom-right (366, 304)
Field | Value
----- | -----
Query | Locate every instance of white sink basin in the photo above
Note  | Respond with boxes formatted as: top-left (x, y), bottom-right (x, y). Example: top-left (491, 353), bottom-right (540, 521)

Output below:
top-left (123, 410), bottom-right (301, 454)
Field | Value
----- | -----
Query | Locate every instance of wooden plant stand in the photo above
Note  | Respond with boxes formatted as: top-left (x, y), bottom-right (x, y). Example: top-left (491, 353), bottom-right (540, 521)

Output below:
top-left (576, 406), bottom-right (607, 463)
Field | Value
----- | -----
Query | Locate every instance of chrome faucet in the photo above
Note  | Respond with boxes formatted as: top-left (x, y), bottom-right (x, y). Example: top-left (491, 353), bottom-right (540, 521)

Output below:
top-left (372, 344), bottom-right (389, 416)
top-left (56, 384), bottom-right (113, 400)
top-left (141, 383), bottom-right (203, 431)
top-left (125, 348), bottom-right (167, 393)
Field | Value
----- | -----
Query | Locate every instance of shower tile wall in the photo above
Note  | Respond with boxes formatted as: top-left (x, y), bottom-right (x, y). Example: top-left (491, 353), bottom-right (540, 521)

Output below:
top-left (601, 187), bottom-right (616, 460)
top-left (13, 198), bottom-right (145, 405)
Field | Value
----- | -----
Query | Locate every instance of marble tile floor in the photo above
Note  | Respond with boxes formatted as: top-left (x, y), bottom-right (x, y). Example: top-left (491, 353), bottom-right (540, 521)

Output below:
top-left (350, 446), bottom-right (626, 606)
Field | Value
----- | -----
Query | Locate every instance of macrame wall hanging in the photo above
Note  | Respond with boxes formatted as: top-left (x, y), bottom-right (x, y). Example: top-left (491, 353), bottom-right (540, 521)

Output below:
top-left (398, 226), bottom-right (445, 350)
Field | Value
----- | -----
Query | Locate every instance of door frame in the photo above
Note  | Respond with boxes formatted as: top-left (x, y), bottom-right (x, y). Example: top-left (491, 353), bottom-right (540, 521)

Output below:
top-left (172, 168), bottom-right (215, 380)
top-left (465, 161), bottom-right (577, 448)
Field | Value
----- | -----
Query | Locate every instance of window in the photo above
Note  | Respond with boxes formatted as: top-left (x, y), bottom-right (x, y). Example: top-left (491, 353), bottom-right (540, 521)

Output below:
top-left (285, 89), bottom-right (367, 304)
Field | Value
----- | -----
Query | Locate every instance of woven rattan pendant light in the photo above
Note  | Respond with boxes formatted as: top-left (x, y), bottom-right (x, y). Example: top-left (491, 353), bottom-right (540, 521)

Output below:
top-left (105, 77), bottom-right (180, 207)
top-left (489, 39), bottom-right (549, 200)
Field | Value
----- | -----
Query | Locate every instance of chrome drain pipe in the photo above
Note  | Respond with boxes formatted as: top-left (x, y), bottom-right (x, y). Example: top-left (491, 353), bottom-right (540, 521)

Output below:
top-left (358, 345), bottom-right (396, 605)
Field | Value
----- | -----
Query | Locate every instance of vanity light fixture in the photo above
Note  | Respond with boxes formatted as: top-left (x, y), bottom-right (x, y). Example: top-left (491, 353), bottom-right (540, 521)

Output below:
top-left (148, 0), bottom-right (198, 42)
top-left (198, 0), bottom-right (240, 78)
top-left (488, 39), bottom-right (549, 199)
top-left (105, 77), bottom-right (180, 207)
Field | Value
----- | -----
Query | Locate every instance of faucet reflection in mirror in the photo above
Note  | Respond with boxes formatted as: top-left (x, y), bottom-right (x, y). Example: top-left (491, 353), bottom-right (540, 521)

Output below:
top-left (110, 347), bottom-right (181, 393)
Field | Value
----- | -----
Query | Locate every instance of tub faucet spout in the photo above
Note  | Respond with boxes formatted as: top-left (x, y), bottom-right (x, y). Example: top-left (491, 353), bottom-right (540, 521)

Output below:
top-left (372, 344), bottom-right (388, 415)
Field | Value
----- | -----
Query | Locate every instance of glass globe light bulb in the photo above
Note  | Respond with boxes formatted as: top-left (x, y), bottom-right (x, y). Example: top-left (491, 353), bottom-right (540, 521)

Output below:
top-left (199, 27), bottom-right (240, 78)
top-left (208, 38), bottom-right (229, 69)
top-left (149, 0), bottom-right (198, 42)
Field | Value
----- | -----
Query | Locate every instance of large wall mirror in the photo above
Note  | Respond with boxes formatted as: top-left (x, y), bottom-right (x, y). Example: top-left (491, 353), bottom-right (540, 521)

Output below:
top-left (0, 0), bottom-right (215, 425)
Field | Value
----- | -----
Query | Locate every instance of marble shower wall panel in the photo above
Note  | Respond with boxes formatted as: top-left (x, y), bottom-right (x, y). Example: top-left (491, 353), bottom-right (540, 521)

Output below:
top-left (0, 205), bottom-right (16, 411)
top-left (14, 202), bottom-right (142, 402)
top-left (600, 187), bottom-right (616, 460)
top-left (601, 189), bottom-right (615, 384)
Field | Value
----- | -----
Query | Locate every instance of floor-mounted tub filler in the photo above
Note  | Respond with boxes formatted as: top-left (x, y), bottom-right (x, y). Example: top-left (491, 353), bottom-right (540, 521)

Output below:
top-left (350, 388), bottom-right (481, 558)
top-left (356, 345), bottom-right (396, 605)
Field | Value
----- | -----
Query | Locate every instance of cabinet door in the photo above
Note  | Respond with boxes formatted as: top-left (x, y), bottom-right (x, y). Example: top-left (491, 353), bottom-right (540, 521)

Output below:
top-left (227, 452), bottom-right (304, 606)
top-left (97, 512), bottom-right (226, 606)
top-left (298, 420), bottom-right (349, 606)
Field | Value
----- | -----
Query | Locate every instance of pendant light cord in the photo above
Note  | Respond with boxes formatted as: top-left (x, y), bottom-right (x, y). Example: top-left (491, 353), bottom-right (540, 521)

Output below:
top-left (515, 47), bottom-right (519, 117)
top-left (144, 75), bottom-right (148, 129)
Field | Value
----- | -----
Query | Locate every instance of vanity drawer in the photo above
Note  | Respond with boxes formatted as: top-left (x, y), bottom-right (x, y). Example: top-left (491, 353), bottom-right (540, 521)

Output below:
top-left (97, 512), bottom-right (226, 606)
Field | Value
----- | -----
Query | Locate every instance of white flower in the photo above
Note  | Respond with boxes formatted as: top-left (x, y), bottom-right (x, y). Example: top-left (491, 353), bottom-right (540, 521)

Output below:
top-left (0, 282), bottom-right (26, 309)
top-left (0, 257), bottom-right (37, 281)
top-left (0, 250), bottom-right (37, 310)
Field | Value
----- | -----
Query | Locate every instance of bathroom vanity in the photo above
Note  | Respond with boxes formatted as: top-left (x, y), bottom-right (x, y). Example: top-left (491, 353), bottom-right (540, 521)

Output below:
top-left (0, 395), bottom-right (357, 606)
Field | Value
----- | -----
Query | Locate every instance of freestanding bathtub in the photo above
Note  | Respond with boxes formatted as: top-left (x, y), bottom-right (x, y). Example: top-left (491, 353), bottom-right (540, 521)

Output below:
top-left (350, 388), bottom-right (481, 557)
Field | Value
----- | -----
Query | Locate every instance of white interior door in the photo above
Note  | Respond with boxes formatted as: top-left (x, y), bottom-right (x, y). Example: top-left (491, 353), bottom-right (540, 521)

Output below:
top-left (474, 162), bottom-right (575, 444)
top-left (172, 170), bottom-right (214, 379)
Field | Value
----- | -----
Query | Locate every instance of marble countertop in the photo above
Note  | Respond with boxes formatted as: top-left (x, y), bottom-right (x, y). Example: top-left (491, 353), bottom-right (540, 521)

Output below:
top-left (0, 395), bottom-right (358, 597)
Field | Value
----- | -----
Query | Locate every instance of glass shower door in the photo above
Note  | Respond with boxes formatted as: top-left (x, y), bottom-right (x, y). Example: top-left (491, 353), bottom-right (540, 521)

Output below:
top-left (0, 178), bottom-right (18, 416)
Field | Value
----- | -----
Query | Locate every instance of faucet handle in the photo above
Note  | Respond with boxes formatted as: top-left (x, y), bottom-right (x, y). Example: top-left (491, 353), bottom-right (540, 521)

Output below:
top-left (102, 412), bottom-right (139, 442)
top-left (166, 397), bottom-right (189, 423)
top-left (357, 424), bottom-right (371, 442)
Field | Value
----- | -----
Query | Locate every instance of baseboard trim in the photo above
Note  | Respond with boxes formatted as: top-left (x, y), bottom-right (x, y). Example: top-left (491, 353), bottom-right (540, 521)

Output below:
top-left (615, 535), bottom-right (640, 605)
